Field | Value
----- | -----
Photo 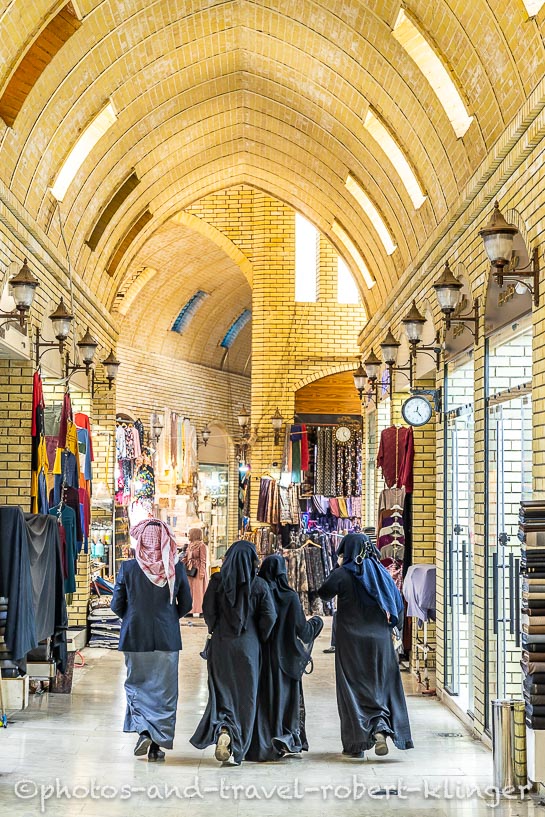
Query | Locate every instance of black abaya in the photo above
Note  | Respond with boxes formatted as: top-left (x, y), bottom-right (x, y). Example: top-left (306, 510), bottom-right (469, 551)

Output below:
top-left (190, 572), bottom-right (277, 764)
top-left (247, 591), bottom-right (323, 761)
top-left (246, 553), bottom-right (323, 762)
top-left (318, 568), bottom-right (413, 754)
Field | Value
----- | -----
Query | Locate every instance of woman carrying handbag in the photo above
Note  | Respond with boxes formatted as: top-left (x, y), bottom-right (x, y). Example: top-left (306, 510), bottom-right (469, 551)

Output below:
top-left (184, 528), bottom-right (209, 616)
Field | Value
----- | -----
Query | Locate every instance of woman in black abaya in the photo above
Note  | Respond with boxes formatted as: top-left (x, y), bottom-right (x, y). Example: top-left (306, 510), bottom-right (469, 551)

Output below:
top-left (190, 540), bottom-right (277, 765)
top-left (318, 533), bottom-right (413, 758)
top-left (247, 553), bottom-right (323, 762)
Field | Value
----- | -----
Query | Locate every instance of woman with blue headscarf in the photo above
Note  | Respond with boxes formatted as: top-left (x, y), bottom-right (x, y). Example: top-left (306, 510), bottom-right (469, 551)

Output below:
top-left (189, 540), bottom-right (277, 765)
top-left (318, 533), bottom-right (413, 759)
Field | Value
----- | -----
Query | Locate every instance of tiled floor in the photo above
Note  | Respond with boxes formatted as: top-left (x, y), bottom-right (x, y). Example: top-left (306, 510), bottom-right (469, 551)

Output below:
top-left (0, 622), bottom-right (542, 816)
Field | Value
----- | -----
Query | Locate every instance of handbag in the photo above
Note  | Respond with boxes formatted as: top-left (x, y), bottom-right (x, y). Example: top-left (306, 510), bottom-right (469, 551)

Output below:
top-left (186, 566), bottom-right (198, 578)
top-left (200, 634), bottom-right (212, 660)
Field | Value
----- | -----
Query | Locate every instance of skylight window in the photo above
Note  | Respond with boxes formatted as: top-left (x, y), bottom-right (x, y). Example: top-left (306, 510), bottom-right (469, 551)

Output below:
top-left (295, 213), bottom-right (318, 302)
top-left (523, 0), bottom-right (544, 14)
top-left (171, 291), bottom-right (209, 334)
top-left (345, 174), bottom-right (396, 256)
top-left (331, 220), bottom-right (375, 290)
top-left (221, 309), bottom-right (252, 349)
top-left (363, 110), bottom-right (426, 209)
top-left (392, 9), bottom-right (473, 138)
top-left (337, 257), bottom-right (361, 304)
top-left (51, 102), bottom-right (117, 202)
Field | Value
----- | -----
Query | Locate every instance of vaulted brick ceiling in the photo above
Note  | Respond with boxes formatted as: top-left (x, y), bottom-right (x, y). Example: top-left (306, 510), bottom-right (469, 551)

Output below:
top-left (1, 0), bottom-right (544, 336)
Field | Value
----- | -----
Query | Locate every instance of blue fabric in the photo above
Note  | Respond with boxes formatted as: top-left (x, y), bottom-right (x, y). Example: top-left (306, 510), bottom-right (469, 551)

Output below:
top-left (77, 428), bottom-right (92, 481)
top-left (53, 452), bottom-right (79, 504)
top-left (337, 533), bottom-right (403, 628)
top-left (123, 650), bottom-right (179, 749)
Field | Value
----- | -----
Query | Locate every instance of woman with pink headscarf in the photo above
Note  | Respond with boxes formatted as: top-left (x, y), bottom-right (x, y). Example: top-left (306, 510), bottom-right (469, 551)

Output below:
top-left (184, 527), bottom-right (209, 616)
top-left (111, 517), bottom-right (192, 762)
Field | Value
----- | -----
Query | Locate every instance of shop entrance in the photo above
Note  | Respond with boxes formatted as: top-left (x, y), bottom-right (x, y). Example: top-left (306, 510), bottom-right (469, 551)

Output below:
top-left (444, 354), bottom-right (475, 715)
top-left (485, 322), bottom-right (532, 729)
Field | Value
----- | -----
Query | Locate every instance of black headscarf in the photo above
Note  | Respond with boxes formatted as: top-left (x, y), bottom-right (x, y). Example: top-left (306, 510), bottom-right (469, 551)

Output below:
top-left (338, 533), bottom-right (403, 628)
top-left (220, 540), bottom-right (258, 636)
top-left (259, 553), bottom-right (323, 679)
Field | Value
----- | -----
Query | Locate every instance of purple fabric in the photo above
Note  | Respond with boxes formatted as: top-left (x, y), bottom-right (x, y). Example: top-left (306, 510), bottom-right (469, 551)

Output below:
top-left (403, 564), bottom-right (436, 624)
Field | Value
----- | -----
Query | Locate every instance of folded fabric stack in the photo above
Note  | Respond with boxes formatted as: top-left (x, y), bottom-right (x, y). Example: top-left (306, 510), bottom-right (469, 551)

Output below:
top-left (87, 597), bottom-right (120, 650)
top-left (519, 500), bottom-right (545, 729)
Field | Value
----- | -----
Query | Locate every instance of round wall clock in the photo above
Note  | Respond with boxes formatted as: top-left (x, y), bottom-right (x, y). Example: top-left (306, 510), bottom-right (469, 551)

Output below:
top-left (401, 395), bottom-right (433, 427)
top-left (335, 425), bottom-right (353, 445)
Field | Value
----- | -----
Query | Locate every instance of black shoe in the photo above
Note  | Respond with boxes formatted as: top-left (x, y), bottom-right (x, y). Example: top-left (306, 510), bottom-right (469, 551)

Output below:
top-left (148, 742), bottom-right (166, 762)
top-left (323, 646), bottom-right (335, 654)
top-left (342, 750), bottom-right (365, 759)
top-left (134, 731), bottom-right (152, 756)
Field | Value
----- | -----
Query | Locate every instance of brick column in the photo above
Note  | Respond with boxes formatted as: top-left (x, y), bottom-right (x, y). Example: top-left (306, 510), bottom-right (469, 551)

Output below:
top-left (0, 359), bottom-right (33, 507)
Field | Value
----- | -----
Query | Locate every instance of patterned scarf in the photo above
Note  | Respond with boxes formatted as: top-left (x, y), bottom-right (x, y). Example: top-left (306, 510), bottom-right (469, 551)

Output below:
top-left (130, 519), bottom-right (179, 602)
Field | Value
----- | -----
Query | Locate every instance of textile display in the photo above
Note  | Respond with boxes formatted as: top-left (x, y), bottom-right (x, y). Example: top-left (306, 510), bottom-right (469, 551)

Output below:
top-left (519, 499), bottom-right (545, 730)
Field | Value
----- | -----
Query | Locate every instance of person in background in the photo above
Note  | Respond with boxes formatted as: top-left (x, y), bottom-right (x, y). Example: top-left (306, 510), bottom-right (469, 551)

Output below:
top-left (184, 527), bottom-right (209, 617)
top-left (190, 540), bottom-right (277, 765)
top-left (111, 517), bottom-right (192, 762)
top-left (247, 553), bottom-right (323, 761)
top-left (318, 533), bottom-right (413, 759)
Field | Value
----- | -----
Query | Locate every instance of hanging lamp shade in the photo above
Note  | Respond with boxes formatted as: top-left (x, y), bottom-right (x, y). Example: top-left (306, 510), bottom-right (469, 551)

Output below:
top-left (479, 201), bottom-right (518, 270)
top-left (8, 258), bottom-right (39, 311)
top-left (402, 300), bottom-right (426, 344)
top-left (380, 329), bottom-right (401, 366)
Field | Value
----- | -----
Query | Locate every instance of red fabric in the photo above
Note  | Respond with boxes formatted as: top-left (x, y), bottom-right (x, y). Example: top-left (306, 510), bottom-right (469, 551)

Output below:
top-left (58, 393), bottom-right (72, 449)
top-left (130, 519), bottom-right (178, 602)
top-left (79, 487), bottom-right (91, 539)
top-left (31, 371), bottom-right (44, 437)
top-left (300, 423), bottom-right (309, 471)
top-left (377, 426), bottom-right (414, 493)
top-left (74, 412), bottom-right (94, 461)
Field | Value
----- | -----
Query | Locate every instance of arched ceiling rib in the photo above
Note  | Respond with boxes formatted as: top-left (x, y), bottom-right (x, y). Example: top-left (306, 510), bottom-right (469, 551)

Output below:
top-left (0, 0), bottom-right (544, 308)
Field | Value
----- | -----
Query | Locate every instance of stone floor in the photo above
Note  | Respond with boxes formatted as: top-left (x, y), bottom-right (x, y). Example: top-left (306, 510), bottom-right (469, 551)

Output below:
top-left (0, 622), bottom-right (541, 816)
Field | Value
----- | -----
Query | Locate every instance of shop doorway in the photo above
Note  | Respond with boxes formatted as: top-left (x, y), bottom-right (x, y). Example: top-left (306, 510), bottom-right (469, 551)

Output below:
top-left (485, 322), bottom-right (532, 729)
top-left (444, 354), bottom-right (475, 715)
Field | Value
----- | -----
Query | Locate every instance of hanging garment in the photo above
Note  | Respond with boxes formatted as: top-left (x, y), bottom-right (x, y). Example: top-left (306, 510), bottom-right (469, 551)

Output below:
top-left (315, 427), bottom-right (336, 497)
top-left (74, 412), bottom-right (94, 462)
top-left (403, 564), bottom-right (437, 624)
top-left (31, 372), bottom-right (48, 515)
top-left (190, 543), bottom-right (277, 765)
top-left (116, 424), bottom-right (127, 459)
top-left (377, 426), bottom-right (414, 493)
top-left (134, 418), bottom-right (145, 449)
top-left (125, 425), bottom-right (136, 459)
top-left (49, 486), bottom-right (83, 551)
top-left (246, 554), bottom-right (323, 761)
top-left (23, 513), bottom-right (68, 672)
top-left (0, 506), bottom-right (37, 661)
top-left (336, 429), bottom-right (363, 497)
top-left (48, 505), bottom-right (77, 596)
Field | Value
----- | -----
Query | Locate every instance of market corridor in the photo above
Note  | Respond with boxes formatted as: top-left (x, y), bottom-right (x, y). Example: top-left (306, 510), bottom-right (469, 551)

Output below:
top-left (0, 624), bottom-right (536, 817)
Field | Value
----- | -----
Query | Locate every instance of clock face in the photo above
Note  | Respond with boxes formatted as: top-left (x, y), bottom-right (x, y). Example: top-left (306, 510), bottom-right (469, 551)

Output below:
top-left (335, 426), bottom-right (352, 444)
top-left (402, 396), bottom-right (433, 427)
